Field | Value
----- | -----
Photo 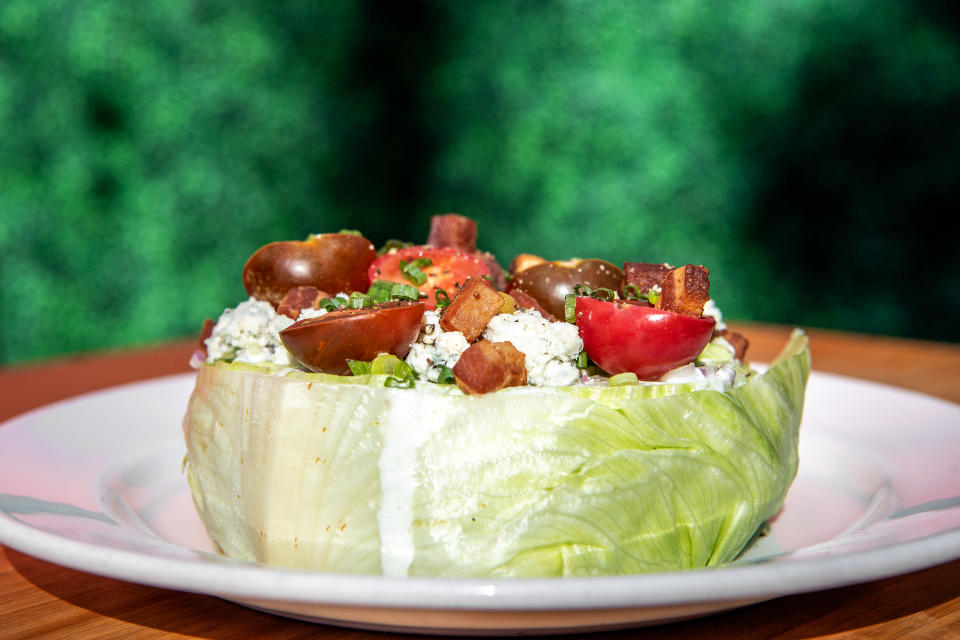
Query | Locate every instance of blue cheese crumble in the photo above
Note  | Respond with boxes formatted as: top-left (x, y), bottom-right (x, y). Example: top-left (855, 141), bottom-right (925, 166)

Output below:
top-left (205, 297), bottom-right (295, 366)
top-left (483, 309), bottom-right (583, 386)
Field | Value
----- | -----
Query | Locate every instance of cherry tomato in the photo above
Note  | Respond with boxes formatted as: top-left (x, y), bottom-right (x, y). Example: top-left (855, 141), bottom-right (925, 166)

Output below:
top-left (507, 259), bottom-right (622, 320)
top-left (280, 301), bottom-right (425, 374)
top-left (367, 246), bottom-right (491, 309)
top-left (243, 233), bottom-right (376, 306)
top-left (575, 297), bottom-right (715, 380)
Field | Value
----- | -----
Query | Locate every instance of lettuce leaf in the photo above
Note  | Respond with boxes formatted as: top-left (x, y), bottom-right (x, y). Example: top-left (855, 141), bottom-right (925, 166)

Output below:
top-left (183, 330), bottom-right (810, 577)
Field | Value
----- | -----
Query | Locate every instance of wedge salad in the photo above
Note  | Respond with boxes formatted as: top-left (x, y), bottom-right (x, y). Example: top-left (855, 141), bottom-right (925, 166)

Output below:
top-left (182, 214), bottom-right (810, 577)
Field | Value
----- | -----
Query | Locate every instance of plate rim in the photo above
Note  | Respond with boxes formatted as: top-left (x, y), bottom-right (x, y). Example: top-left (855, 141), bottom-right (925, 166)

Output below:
top-left (1, 370), bottom-right (960, 613)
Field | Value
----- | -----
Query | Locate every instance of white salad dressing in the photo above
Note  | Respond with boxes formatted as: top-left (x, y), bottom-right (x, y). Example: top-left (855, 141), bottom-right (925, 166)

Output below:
top-left (376, 387), bottom-right (451, 577)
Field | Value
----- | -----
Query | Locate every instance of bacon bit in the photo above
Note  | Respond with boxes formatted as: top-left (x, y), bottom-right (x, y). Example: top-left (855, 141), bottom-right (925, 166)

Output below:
top-left (277, 285), bottom-right (330, 319)
top-left (427, 213), bottom-right (478, 253)
top-left (657, 265), bottom-right (710, 318)
top-left (622, 262), bottom-right (672, 295)
top-left (440, 277), bottom-right (505, 342)
top-left (427, 214), bottom-right (507, 289)
top-left (453, 340), bottom-right (527, 394)
top-left (716, 329), bottom-right (750, 360)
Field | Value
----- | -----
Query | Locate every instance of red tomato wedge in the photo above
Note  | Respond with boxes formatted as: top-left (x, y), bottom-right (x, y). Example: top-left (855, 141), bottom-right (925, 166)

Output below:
top-left (367, 246), bottom-right (491, 309)
top-left (575, 297), bottom-right (715, 380)
top-left (279, 301), bottom-right (425, 374)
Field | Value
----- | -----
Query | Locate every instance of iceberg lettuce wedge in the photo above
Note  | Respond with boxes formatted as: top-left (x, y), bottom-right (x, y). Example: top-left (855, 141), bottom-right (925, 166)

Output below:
top-left (183, 329), bottom-right (810, 577)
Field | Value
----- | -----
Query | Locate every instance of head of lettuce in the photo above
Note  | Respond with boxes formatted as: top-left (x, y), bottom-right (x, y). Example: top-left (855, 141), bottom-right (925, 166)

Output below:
top-left (182, 330), bottom-right (810, 577)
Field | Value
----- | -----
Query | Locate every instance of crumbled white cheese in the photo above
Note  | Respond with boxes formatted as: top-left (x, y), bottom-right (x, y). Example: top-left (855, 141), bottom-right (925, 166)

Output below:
top-left (660, 362), bottom-right (740, 391)
top-left (703, 299), bottom-right (726, 331)
top-left (297, 307), bottom-right (328, 321)
top-left (483, 309), bottom-right (583, 386)
top-left (205, 297), bottom-right (295, 366)
top-left (405, 310), bottom-right (470, 382)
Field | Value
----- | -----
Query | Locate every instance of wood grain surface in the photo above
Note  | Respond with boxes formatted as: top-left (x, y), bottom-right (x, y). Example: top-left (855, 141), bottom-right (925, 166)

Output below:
top-left (2, 323), bottom-right (959, 639)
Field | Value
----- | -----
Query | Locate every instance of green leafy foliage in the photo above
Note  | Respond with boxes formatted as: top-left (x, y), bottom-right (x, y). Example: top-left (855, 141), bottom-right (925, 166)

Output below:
top-left (1, 0), bottom-right (958, 363)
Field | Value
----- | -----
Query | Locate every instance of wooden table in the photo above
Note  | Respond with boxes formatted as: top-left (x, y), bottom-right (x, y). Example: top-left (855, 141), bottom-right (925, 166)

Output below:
top-left (2, 323), bottom-right (959, 639)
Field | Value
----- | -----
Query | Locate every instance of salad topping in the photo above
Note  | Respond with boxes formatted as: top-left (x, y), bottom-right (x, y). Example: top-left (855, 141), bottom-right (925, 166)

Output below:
top-left (198, 214), bottom-right (750, 394)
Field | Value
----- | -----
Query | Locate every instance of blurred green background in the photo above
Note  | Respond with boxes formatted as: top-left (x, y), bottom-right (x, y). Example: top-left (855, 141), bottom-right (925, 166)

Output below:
top-left (2, 0), bottom-right (959, 365)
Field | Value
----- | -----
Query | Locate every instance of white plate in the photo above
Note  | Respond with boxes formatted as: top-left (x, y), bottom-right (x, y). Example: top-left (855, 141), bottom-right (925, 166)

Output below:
top-left (1, 372), bottom-right (959, 635)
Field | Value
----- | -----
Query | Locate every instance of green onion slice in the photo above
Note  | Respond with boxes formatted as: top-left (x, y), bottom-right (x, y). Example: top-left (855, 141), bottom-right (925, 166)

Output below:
top-left (337, 229), bottom-right (363, 236)
top-left (576, 351), bottom-right (589, 369)
top-left (346, 360), bottom-right (372, 376)
top-left (347, 292), bottom-right (373, 309)
top-left (317, 296), bottom-right (348, 312)
top-left (385, 372), bottom-right (416, 389)
top-left (573, 284), bottom-right (593, 296)
top-left (592, 287), bottom-right (617, 301)
top-left (399, 258), bottom-right (432, 286)
top-left (366, 279), bottom-right (396, 303)
top-left (390, 283), bottom-right (421, 301)
top-left (436, 365), bottom-right (456, 384)
top-left (435, 288), bottom-right (452, 310)
top-left (564, 294), bottom-right (577, 324)
top-left (623, 284), bottom-right (643, 300)
top-left (377, 239), bottom-right (413, 256)
top-left (609, 372), bottom-right (639, 386)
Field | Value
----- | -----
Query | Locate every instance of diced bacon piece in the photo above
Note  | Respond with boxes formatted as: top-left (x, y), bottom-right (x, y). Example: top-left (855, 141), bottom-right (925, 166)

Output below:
top-left (453, 340), bottom-right (527, 395)
top-left (427, 214), bottom-right (507, 289)
top-left (656, 265), bottom-right (711, 317)
top-left (623, 262), bottom-right (672, 295)
top-left (716, 330), bottom-right (750, 361)
top-left (440, 277), bottom-right (505, 342)
top-left (508, 288), bottom-right (558, 321)
top-left (427, 213), bottom-right (477, 253)
top-left (509, 253), bottom-right (547, 274)
top-left (277, 285), bottom-right (329, 320)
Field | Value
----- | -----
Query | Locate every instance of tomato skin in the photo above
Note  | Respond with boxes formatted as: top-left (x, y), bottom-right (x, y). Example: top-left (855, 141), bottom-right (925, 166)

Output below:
top-left (368, 246), bottom-right (491, 309)
top-left (243, 234), bottom-right (376, 306)
top-left (507, 259), bottom-right (622, 320)
top-left (575, 297), bottom-right (715, 380)
top-left (279, 301), bottom-right (425, 374)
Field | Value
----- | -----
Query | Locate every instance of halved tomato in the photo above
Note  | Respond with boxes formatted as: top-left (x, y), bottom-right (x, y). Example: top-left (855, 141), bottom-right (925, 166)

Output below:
top-left (575, 297), bottom-right (715, 380)
top-left (367, 246), bottom-right (491, 309)
top-left (279, 300), bottom-right (425, 374)
top-left (507, 259), bottom-right (622, 320)
top-left (243, 233), bottom-right (376, 306)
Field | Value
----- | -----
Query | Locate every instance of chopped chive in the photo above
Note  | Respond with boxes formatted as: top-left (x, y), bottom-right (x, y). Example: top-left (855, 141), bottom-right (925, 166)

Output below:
top-left (609, 372), bottom-right (639, 386)
top-left (400, 258), bottom-right (431, 286)
top-left (317, 297), bottom-right (345, 311)
top-left (576, 351), bottom-right (589, 369)
top-left (623, 284), bottom-right (642, 300)
top-left (376, 239), bottom-right (413, 256)
top-left (347, 293), bottom-right (373, 309)
top-left (346, 360), bottom-right (372, 376)
top-left (564, 294), bottom-right (577, 324)
top-left (435, 288), bottom-right (452, 310)
top-left (573, 284), bottom-right (593, 296)
top-left (390, 283), bottom-right (421, 301)
top-left (366, 279), bottom-right (396, 303)
top-left (337, 229), bottom-right (363, 236)
top-left (436, 366), bottom-right (456, 384)
top-left (384, 372), bottom-right (416, 389)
